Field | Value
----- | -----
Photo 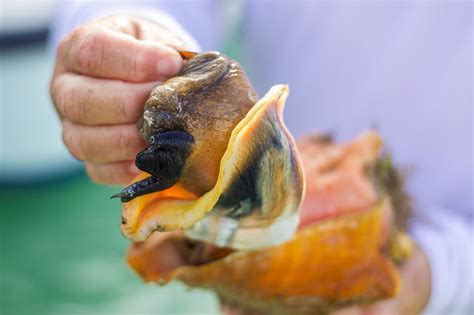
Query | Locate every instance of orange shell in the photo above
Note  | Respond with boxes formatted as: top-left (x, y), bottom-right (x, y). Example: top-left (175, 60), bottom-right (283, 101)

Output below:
top-left (128, 201), bottom-right (399, 314)
top-left (121, 85), bottom-right (305, 249)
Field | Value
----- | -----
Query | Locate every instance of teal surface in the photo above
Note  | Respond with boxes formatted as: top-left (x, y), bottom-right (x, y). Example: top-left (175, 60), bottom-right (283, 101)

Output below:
top-left (0, 172), bottom-right (220, 315)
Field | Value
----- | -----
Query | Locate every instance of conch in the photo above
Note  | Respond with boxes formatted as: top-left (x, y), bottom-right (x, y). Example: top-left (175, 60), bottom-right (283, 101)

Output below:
top-left (115, 51), bottom-right (414, 314)
top-left (114, 51), bottom-right (304, 249)
top-left (126, 131), bottom-right (414, 314)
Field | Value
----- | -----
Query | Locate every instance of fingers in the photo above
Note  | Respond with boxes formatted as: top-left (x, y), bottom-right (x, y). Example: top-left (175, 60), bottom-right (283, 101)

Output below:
top-left (58, 24), bottom-right (183, 82)
top-left (52, 16), bottom-right (191, 186)
top-left (52, 73), bottom-right (157, 125)
top-left (85, 160), bottom-right (139, 185)
top-left (62, 121), bottom-right (146, 163)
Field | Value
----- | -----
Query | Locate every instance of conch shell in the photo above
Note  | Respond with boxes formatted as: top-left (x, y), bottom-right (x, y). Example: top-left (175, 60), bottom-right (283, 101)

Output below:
top-left (114, 50), bottom-right (414, 313)
top-left (126, 132), bottom-right (414, 314)
top-left (117, 52), bottom-right (304, 249)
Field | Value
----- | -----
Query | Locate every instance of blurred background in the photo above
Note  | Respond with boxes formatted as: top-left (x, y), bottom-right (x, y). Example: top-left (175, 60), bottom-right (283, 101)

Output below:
top-left (2, 1), bottom-right (472, 314)
top-left (0, 1), bottom-right (219, 314)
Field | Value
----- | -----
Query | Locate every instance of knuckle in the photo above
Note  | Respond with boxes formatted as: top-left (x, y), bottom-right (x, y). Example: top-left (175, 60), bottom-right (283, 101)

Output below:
top-left (117, 128), bottom-right (134, 158)
top-left (84, 163), bottom-right (102, 184)
top-left (55, 75), bottom-right (96, 123)
top-left (70, 89), bottom-right (88, 122)
top-left (119, 90), bottom-right (144, 120)
top-left (57, 30), bottom-right (75, 57)
top-left (130, 49), bottom-right (155, 81)
top-left (77, 133), bottom-right (95, 161)
top-left (49, 74), bottom-right (74, 120)
top-left (129, 54), bottom-right (141, 81)
top-left (50, 77), bottom-right (62, 111)
top-left (62, 127), bottom-right (84, 160)
top-left (58, 85), bottom-right (74, 118)
top-left (111, 93), bottom-right (129, 120)
top-left (60, 85), bottom-right (84, 122)
top-left (76, 27), bottom-right (106, 73)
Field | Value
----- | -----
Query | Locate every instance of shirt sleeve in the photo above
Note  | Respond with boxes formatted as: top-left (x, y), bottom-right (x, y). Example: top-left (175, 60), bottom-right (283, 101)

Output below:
top-left (410, 207), bottom-right (474, 314)
top-left (48, 0), bottom-right (225, 52)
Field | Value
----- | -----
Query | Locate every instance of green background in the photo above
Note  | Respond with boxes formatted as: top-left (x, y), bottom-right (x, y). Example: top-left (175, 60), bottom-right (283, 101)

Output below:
top-left (0, 172), bottom-right (220, 315)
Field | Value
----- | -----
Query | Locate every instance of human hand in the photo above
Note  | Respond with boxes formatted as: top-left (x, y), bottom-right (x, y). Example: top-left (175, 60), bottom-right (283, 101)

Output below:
top-left (51, 14), bottom-right (189, 184)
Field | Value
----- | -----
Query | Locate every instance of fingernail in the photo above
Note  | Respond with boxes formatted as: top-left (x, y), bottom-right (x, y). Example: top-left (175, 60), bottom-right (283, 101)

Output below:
top-left (157, 54), bottom-right (182, 76)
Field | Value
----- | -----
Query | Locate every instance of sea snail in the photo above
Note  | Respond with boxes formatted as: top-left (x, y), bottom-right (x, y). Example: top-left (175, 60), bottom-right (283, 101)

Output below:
top-left (126, 132), bottom-right (414, 314)
top-left (114, 51), bottom-right (305, 249)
